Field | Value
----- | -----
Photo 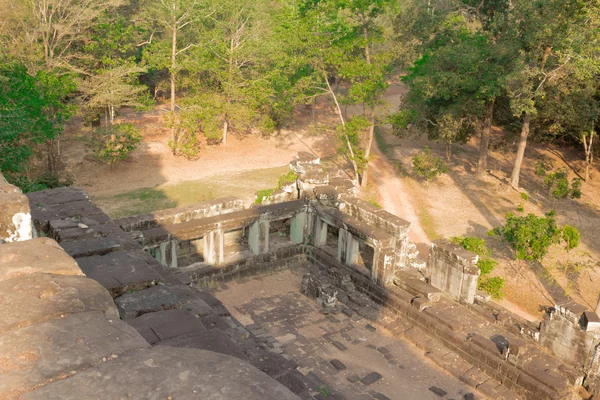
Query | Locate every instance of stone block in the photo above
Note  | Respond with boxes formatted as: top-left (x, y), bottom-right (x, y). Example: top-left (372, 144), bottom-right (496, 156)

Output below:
top-left (0, 311), bottom-right (148, 398)
top-left (0, 273), bottom-right (117, 335)
top-left (412, 297), bottom-right (430, 311)
top-left (403, 277), bottom-right (441, 302)
top-left (77, 251), bottom-right (163, 296)
top-left (61, 235), bottom-right (141, 258)
top-left (27, 187), bottom-right (88, 207)
top-left (156, 330), bottom-right (247, 360)
top-left (23, 347), bottom-right (300, 400)
top-left (127, 309), bottom-right (206, 344)
top-left (360, 372), bottom-right (382, 385)
top-left (115, 285), bottom-right (203, 319)
top-left (31, 200), bottom-right (105, 231)
top-left (0, 237), bottom-right (82, 282)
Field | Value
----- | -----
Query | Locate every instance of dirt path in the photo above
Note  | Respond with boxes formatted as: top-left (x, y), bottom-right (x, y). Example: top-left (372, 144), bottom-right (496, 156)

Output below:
top-left (370, 140), bottom-right (430, 255)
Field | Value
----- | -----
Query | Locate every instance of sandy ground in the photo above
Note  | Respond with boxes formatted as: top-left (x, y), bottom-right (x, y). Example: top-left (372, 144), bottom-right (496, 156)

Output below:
top-left (376, 122), bottom-right (600, 319)
top-left (62, 106), bottom-right (338, 198)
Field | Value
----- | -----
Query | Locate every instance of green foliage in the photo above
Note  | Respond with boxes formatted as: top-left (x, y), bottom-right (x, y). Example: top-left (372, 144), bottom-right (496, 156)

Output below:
top-left (168, 127), bottom-right (204, 160)
top-left (451, 236), bottom-right (497, 276)
top-left (516, 203), bottom-right (524, 212)
top-left (478, 277), bottom-right (505, 300)
top-left (520, 192), bottom-right (529, 201)
top-left (544, 169), bottom-right (582, 199)
top-left (255, 189), bottom-right (275, 204)
top-left (91, 123), bottom-right (142, 165)
top-left (535, 161), bottom-right (548, 176)
top-left (452, 235), bottom-right (502, 298)
top-left (493, 211), bottom-right (580, 261)
top-left (0, 62), bottom-right (75, 186)
top-left (388, 109), bottom-right (418, 136)
top-left (412, 147), bottom-right (448, 181)
top-left (570, 178), bottom-right (583, 199)
top-left (277, 171), bottom-right (298, 189)
top-left (562, 225), bottom-right (581, 251)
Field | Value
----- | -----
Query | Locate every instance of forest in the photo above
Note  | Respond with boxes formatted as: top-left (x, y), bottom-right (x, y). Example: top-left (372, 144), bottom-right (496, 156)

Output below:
top-left (1, 0), bottom-right (598, 193)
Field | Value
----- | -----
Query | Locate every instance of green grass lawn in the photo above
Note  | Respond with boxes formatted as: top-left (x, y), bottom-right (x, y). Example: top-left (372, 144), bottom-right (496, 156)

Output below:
top-left (95, 165), bottom-right (289, 219)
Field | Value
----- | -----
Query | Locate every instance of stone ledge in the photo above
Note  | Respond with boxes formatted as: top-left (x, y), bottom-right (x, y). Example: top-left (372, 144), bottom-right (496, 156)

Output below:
top-left (0, 310), bottom-right (149, 398)
top-left (23, 346), bottom-right (300, 400)
top-left (0, 273), bottom-right (118, 335)
top-left (0, 238), bottom-right (82, 282)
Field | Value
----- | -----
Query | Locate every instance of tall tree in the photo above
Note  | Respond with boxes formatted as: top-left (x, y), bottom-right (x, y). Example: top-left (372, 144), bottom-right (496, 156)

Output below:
top-left (400, 8), bottom-right (509, 177)
top-left (508, 0), bottom-right (600, 188)
top-left (140, 0), bottom-right (212, 149)
top-left (78, 65), bottom-right (148, 126)
top-left (297, 0), bottom-right (396, 187)
top-left (0, 0), bottom-right (123, 72)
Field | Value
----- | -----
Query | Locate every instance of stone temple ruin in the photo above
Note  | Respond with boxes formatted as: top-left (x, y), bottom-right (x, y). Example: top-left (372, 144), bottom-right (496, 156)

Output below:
top-left (2, 152), bottom-right (600, 399)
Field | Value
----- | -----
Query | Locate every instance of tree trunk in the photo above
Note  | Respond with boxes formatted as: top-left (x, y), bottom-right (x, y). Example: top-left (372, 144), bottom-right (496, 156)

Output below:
top-left (170, 15), bottom-right (177, 149)
top-left (223, 120), bottom-right (228, 145)
top-left (510, 113), bottom-right (531, 189)
top-left (445, 141), bottom-right (451, 161)
top-left (476, 99), bottom-right (495, 179)
top-left (325, 73), bottom-right (359, 179)
top-left (361, 109), bottom-right (376, 188)
top-left (360, 23), bottom-right (373, 189)
top-left (311, 97), bottom-right (316, 125)
top-left (583, 131), bottom-right (595, 182)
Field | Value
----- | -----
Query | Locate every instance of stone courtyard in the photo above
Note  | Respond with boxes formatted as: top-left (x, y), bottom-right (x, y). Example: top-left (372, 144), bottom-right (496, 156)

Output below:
top-left (214, 267), bottom-right (480, 400)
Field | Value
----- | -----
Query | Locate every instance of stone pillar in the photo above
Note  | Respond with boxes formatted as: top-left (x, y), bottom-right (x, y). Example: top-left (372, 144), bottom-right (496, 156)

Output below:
top-left (290, 211), bottom-right (307, 244)
top-left (248, 220), bottom-right (269, 255)
top-left (337, 229), bottom-right (358, 266)
top-left (345, 235), bottom-right (359, 265)
top-left (371, 247), bottom-right (396, 286)
top-left (337, 228), bottom-right (348, 264)
top-left (313, 217), bottom-right (328, 247)
top-left (204, 227), bottom-right (224, 265)
top-left (0, 177), bottom-right (32, 242)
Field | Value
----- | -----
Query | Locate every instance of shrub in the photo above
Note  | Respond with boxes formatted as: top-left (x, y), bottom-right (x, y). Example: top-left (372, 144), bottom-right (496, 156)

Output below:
top-left (452, 236), bottom-right (502, 298)
top-left (5, 172), bottom-right (73, 193)
top-left (412, 147), bottom-right (448, 181)
top-left (91, 123), bottom-right (141, 164)
top-left (478, 277), bottom-right (505, 300)
top-left (168, 127), bottom-right (205, 160)
top-left (492, 211), bottom-right (580, 261)
top-left (517, 203), bottom-right (524, 212)
top-left (562, 225), bottom-right (580, 251)
top-left (451, 236), bottom-right (497, 276)
top-left (571, 178), bottom-right (582, 199)
top-left (520, 192), bottom-right (529, 201)
top-left (277, 170), bottom-right (298, 189)
top-left (535, 160), bottom-right (547, 176)
top-left (544, 169), bottom-right (582, 199)
top-left (255, 188), bottom-right (274, 204)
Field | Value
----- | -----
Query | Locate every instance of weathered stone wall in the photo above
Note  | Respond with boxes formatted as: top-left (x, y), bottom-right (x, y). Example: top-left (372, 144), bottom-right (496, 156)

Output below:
top-left (0, 176), bottom-right (32, 242)
top-left (428, 239), bottom-right (480, 304)
top-left (302, 247), bottom-right (580, 400)
top-left (539, 302), bottom-right (600, 374)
